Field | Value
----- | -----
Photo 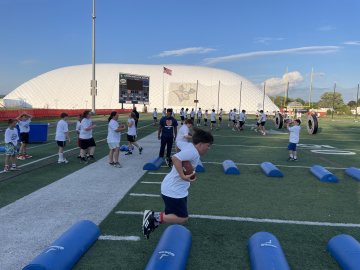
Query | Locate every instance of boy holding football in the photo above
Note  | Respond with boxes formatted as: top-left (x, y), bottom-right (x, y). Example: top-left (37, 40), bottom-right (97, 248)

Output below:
top-left (142, 128), bottom-right (214, 239)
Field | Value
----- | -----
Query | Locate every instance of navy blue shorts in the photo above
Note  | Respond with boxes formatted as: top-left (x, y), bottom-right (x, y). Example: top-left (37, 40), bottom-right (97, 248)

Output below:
top-left (288, 143), bottom-right (297, 151)
top-left (162, 194), bottom-right (188, 218)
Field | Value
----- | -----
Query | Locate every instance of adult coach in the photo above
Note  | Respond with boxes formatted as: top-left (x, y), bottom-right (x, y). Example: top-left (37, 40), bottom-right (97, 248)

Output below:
top-left (158, 108), bottom-right (178, 167)
top-left (132, 107), bottom-right (139, 127)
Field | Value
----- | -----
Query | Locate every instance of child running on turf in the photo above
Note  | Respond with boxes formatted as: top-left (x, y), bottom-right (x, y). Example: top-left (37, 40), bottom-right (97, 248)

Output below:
top-left (3, 119), bottom-right (19, 172)
top-left (176, 119), bottom-right (193, 151)
top-left (286, 119), bottom-right (301, 161)
top-left (125, 112), bottom-right (143, 155)
top-left (55, 113), bottom-right (70, 164)
top-left (16, 112), bottom-right (33, 160)
top-left (142, 128), bottom-right (214, 239)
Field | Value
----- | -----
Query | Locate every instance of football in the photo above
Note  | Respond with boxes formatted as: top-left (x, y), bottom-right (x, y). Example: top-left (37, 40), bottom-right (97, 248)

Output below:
top-left (182, 160), bottom-right (195, 180)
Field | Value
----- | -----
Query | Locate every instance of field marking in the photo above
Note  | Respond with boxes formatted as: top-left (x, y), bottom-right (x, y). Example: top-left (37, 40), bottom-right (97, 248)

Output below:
top-left (129, 193), bottom-right (160, 197)
top-left (141, 181), bottom-right (162, 184)
top-left (99, 235), bottom-right (140, 241)
top-left (148, 172), bottom-right (167, 175)
top-left (115, 210), bottom-right (360, 228)
top-left (212, 134), bottom-right (360, 142)
top-left (202, 161), bottom-right (348, 170)
top-left (0, 123), bottom-right (154, 173)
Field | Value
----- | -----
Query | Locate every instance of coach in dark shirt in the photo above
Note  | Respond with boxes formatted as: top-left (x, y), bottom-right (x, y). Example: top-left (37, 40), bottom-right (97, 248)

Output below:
top-left (133, 107), bottom-right (139, 127)
top-left (158, 108), bottom-right (178, 167)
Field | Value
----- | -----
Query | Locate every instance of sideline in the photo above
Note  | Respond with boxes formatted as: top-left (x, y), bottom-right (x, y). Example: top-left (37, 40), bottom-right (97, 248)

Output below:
top-left (115, 210), bottom-right (360, 228)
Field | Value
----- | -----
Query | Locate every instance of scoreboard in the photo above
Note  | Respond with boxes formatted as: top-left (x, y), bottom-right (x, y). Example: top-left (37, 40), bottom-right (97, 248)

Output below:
top-left (119, 73), bottom-right (150, 104)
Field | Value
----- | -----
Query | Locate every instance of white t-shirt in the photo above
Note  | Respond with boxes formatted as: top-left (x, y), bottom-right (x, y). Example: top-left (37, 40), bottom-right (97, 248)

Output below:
top-left (107, 119), bottom-right (121, 143)
top-left (210, 112), bottom-right (216, 121)
top-left (204, 112), bottom-right (208, 119)
top-left (55, 119), bottom-right (69, 141)
top-left (79, 118), bottom-right (93, 139)
top-left (5, 127), bottom-right (19, 145)
top-left (197, 110), bottom-right (202, 117)
top-left (176, 125), bottom-right (191, 149)
top-left (161, 143), bottom-right (200, 198)
top-left (76, 121), bottom-right (81, 134)
top-left (153, 111), bottom-right (157, 118)
top-left (18, 119), bottom-right (31, 133)
top-left (190, 110), bottom-right (195, 118)
top-left (127, 118), bottom-right (137, 136)
top-left (230, 111), bottom-right (235, 120)
top-left (240, 112), bottom-right (246, 122)
top-left (180, 110), bottom-right (185, 117)
top-left (259, 113), bottom-right (267, 123)
top-left (288, 125), bottom-right (301, 143)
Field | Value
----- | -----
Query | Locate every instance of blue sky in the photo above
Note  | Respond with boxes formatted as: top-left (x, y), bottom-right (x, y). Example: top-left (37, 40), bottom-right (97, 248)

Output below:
top-left (1, 0), bottom-right (359, 102)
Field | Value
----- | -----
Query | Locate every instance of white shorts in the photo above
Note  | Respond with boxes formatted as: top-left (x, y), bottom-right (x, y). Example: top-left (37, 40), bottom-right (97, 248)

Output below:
top-left (108, 142), bottom-right (120, 150)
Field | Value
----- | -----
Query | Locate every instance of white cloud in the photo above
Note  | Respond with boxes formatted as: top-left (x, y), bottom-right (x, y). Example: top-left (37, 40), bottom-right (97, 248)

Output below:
top-left (343, 41), bottom-right (360, 45)
top-left (155, 47), bottom-right (215, 57)
top-left (264, 71), bottom-right (304, 96)
top-left (254, 37), bottom-right (285, 44)
top-left (203, 46), bottom-right (340, 65)
top-left (317, 25), bottom-right (336, 31)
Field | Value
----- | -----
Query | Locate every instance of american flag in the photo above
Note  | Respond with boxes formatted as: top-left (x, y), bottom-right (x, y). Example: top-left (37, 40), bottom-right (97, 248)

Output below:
top-left (163, 67), bottom-right (172, 76)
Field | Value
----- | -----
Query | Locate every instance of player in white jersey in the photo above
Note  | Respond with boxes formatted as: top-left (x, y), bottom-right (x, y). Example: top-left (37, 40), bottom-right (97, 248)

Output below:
top-left (286, 119), bottom-right (301, 161)
top-left (3, 119), bottom-right (19, 172)
top-left (16, 112), bottom-right (33, 160)
top-left (55, 113), bottom-right (70, 164)
top-left (256, 110), bottom-right (267, 135)
top-left (125, 112), bottom-right (143, 155)
top-left (204, 110), bottom-right (208, 126)
top-left (107, 111), bottom-right (126, 167)
top-left (179, 108), bottom-right (185, 125)
top-left (79, 111), bottom-right (97, 163)
top-left (210, 109), bottom-right (216, 131)
top-left (176, 119), bottom-right (193, 151)
top-left (218, 108), bottom-right (223, 128)
top-left (196, 108), bottom-right (202, 126)
top-left (152, 108), bottom-right (158, 126)
top-left (239, 110), bottom-right (246, 131)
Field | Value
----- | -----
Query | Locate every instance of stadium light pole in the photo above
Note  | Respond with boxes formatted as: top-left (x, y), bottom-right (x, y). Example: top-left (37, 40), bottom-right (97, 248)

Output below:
top-left (331, 82), bottom-right (336, 119)
top-left (90, 0), bottom-right (97, 114)
top-left (356, 83), bottom-right (359, 120)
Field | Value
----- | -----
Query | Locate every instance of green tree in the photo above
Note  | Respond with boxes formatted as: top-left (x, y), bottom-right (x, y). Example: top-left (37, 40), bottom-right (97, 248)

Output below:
top-left (294, 98), bottom-right (305, 104)
top-left (317, 92), bottom-right (345, 109)
top-left (347, 100), bottom-right (357, 108)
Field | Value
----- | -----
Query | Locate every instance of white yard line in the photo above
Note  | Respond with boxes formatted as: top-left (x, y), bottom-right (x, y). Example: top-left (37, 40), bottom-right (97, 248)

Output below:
top-left (148, 172), bottom-right (167, 175)
top-left (115, 210), bottom-right (360, 228)
top-left (98, 235), bottom-right (140, 241)
top-left (129, 193), bottom-right (160, 198)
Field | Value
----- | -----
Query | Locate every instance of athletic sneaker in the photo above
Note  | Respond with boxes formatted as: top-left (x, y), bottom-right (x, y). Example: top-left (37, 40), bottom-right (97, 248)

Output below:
top-left (10, 166), bottom-right (20, 171)
top-left (109, 162), bottom-right (115, 166)
top-left (3, 166), bottom-right (10, 173)
top-left (58, 159), bottom-right (69, 164)
top-left (113, 162), bottom-right (122, 168)
top-left (293, 158), bottom-right (298, 161)
top-left (24, 154), bottom-right (32, 158)
top-left (80, 157), bottom-right (88, 164)
top-left (287, 157), bottom-right (294, 161)
top-left (125, 151), bottom-right (132, 155)
top-left (142, 210), bottom-right (158, 239)
top-left (88, 155), bottom-right (95, 161)
top-left (139, 147), bottom-right (143, 155)
top-left (17, 155), bottom-right (25, 160)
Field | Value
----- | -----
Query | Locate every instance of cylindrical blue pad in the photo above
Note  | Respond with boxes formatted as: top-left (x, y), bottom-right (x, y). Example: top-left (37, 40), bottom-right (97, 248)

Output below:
top-left (260, 162), bottom-right (284, 177)
top-left (310, 165), bottom-right (338, 182)
top-left (145, 225), bottom-right (192, 270)
top-left (345, 167), bottom-right (360, 181)
top-left (248, 232), bottom-right (290, 270)
top-left (222, 160), bottom-right (240, 175)
top-left (143, 157), bottom-right (164, 170)
top-left (327, 234), bottom-right (360, 270)
top-left (23, 220), bottom-right (100, 270)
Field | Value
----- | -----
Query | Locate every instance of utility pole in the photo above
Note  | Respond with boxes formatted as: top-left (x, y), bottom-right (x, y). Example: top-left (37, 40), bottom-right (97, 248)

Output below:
top-left (331, 82), bottom-right (336, 119)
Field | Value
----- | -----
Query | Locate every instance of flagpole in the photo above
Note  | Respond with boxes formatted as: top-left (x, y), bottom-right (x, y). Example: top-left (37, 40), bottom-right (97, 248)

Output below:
top-left (262, 81), bottom-right (266, 111)
top-left (162, 69), bottom-right (164, 110)
top-left (239, 81), bottom-right (242, 113)
top-left (217, 80), bottom-right (220, 113)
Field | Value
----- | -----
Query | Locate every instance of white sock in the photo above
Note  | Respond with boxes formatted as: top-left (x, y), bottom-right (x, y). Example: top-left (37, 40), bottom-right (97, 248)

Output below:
top-left (294, 155), bottom-right (297, 159)
top-left (59, 153), bottom-right (64, 161)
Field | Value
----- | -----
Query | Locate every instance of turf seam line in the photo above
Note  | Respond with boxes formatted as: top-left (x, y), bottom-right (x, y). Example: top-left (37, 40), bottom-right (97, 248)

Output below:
top-left (202, 161), bottom-right (348, 170)
top-left (140, 181), bottom-right (162, 184)
top-left (115, 211), bottom-right (360, 228)
top-left (98, 235), bottom-right (140, 241)
top-left (129, 193), bottom-right (160, 197)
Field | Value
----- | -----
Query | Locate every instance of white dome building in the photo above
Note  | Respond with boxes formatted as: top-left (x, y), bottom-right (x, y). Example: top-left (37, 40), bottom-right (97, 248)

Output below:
top-left (4, 64), bottom-right (278, 113)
